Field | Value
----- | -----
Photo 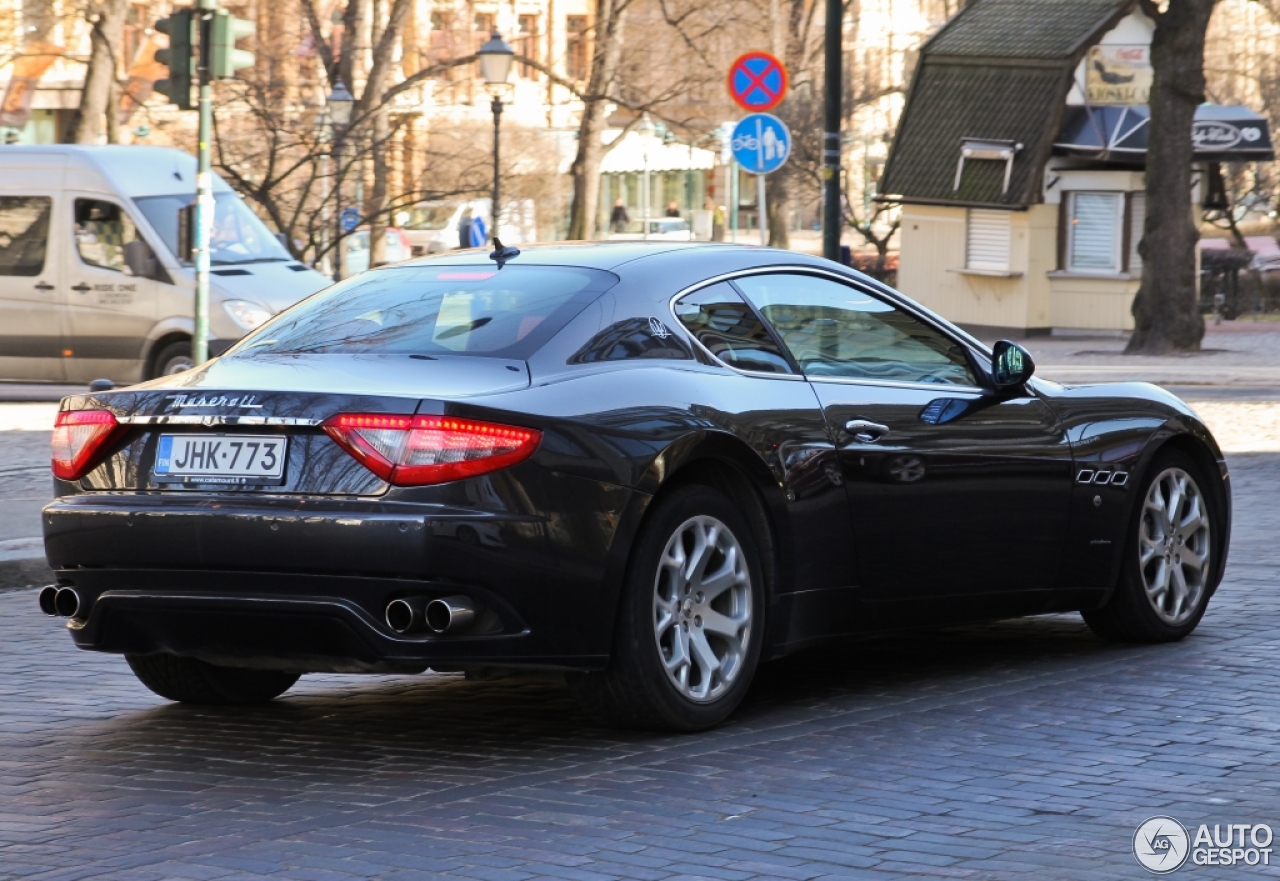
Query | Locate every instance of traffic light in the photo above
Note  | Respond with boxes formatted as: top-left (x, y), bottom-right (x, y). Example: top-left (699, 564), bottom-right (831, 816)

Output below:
top-left (154, 8), bottom-right (194, 110)
top-left (210, 9), bottom-right (255, 79)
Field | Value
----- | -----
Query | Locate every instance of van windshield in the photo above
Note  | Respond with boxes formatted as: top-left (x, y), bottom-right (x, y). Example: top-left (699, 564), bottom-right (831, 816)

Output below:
top-left (227, 265), bottom-right (618, 360)
top-left (134, 193), bottom-right (291, 265)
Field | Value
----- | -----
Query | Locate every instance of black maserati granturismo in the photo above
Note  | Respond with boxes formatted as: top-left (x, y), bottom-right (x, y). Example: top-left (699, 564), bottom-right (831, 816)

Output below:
top-left (39, 242), bottom-right (1231, 730)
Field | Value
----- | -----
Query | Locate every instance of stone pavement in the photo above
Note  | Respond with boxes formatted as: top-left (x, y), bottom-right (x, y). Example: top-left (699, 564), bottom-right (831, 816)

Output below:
top-left (0, 451), bottom-right (1277, 880)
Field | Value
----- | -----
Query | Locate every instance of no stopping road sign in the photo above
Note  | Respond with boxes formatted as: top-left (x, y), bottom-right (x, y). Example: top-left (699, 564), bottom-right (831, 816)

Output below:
top-left (727, 52), bottom-right (788, 112)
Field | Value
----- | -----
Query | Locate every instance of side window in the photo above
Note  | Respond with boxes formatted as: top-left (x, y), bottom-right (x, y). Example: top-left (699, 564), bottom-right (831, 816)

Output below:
top-left (74, 198), bottom-right (156, 277)
top-left (672, 281), bottom-right (794, 375)
top-left (733, 273), bottom-right (977, 386)
top-left (0, 196), bottom-right (52, 276)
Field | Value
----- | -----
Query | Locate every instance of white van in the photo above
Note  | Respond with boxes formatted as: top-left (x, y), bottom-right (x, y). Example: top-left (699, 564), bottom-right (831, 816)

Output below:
top-left (0, 145), bottom-right (329, 383)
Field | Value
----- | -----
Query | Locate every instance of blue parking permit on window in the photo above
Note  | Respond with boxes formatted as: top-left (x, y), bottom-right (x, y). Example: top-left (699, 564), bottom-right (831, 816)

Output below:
top-left (155, 435), bottom-right (173, 473)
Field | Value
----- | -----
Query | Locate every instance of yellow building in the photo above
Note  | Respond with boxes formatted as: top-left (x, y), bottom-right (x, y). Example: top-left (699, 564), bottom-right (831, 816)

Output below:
top-left (879, 0), bottom-right (1273, 336)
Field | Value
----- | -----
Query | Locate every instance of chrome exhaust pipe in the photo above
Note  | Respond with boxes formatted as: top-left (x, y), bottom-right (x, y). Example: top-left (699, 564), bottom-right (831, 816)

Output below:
top-left (54, 587), bottom-right (81, 619)
top-left (426, 595), bottom-right (476, 635)
top-left (38, 585), bottom-right (59, 617)
top-left (385, 596), bottom-right (428, 634)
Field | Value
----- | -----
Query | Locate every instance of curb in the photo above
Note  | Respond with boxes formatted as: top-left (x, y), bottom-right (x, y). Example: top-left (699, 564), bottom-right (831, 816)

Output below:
top-left (0, 538), bottom-right (51, 591)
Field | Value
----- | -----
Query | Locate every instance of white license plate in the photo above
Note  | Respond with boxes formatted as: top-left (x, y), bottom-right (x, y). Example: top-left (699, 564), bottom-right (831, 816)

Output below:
top-left (154, 434), bottom-right (287, 485)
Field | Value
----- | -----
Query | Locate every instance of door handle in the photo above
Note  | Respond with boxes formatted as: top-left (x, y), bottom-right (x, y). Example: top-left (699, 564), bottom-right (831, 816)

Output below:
top-left (845, 419), bottom-right (890, 443)
top-left (34, 281), bottom-right (54, 291)
top-left (71, 283), bottom-right (91, 293)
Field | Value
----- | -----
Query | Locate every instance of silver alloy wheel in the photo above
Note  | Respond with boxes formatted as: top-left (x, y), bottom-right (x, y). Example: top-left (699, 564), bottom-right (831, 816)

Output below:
top-left (162, 354), bottom-right (194, 375)
top-left (653, 514), bottom-right (752, 703)
top-left (1139, 466), bottom-right (1211, 625)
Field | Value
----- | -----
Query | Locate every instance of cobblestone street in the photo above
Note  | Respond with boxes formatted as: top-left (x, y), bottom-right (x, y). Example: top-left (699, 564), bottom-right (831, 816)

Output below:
top-left (0, 447), bottom-right (1276, 880)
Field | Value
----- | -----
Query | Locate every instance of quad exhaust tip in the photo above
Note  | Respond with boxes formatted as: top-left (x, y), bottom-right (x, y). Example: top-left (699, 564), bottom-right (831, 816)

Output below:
top-left (40, 586), bottom-right (82, 618)
top-left (385, 594), bottom-right (478, 635)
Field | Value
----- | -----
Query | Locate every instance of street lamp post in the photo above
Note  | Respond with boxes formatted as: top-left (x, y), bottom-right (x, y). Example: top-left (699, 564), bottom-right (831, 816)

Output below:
top-left (638, 113), bottom-right (656, 240)
top-left (326, 79), bottom-right (354, 282)
top-left (478, 31), bottom-right (514, 241)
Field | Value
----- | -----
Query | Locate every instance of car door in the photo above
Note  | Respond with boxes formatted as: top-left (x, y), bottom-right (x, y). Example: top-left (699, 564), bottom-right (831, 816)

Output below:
top-left (0, 194), bottom-right (64, 380)
top-left (63, 196), bottom-right (164, 383)
top-left (732, 270), bottom-right (1074, 602)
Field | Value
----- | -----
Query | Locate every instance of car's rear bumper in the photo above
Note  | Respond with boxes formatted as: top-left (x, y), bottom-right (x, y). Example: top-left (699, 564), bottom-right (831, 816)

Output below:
top-left (43, 483), bottom-right (643, 672)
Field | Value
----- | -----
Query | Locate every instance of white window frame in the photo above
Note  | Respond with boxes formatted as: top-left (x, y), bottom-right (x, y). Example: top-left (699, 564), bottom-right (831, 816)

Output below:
top-left (1066, 191), bottom-right (1124, 275)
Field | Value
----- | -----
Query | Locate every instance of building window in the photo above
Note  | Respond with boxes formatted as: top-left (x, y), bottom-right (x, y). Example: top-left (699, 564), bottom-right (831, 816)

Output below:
top-left (1127, 191), bottom-right (1146, 273)
top-left (566, 15), bottom-right (589, 82)
top-left (517, 14), bottom-right (539, 78)
top-left (966, 208), bottom-right (1010, 271)
top-left (1067, 192), bottom-right (1123, 274)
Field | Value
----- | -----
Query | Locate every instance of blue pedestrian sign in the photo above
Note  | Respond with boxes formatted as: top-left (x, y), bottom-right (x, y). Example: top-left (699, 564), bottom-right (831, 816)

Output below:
top-left (731, 113), bottom-right (791, 175)
top-left (340, 206), bottom-right (360, 233)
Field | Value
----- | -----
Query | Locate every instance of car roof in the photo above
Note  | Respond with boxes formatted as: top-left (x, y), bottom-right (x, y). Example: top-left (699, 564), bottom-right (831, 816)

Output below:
top-left (385, 241), bottom-right (824, 273)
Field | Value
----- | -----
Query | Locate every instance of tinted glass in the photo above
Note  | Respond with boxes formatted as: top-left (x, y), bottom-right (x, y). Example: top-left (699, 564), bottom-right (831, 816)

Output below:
top-left (0, 196), bottom-right (50, 276)
top-left (733, 274), bottom-right (976, 385)
top-left (74, 199), bottom-right (156, 276)
top-left (672, 282), bottom-right (793, 374)
top-left (230, 265), bottom-right (617, 359)
top-left (135, 193), bottom-right (290, 265)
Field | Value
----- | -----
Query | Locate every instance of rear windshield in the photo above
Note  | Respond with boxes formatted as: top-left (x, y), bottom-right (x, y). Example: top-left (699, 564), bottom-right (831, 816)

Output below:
top-left (227, 265), bottom-right (618, 359)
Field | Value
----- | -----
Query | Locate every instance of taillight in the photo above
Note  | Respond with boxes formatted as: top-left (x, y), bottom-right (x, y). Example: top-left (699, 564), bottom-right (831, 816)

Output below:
top-left (323, 414), bottom-right (541, 486)
top-left (52, 410), bottom-right (125, 480)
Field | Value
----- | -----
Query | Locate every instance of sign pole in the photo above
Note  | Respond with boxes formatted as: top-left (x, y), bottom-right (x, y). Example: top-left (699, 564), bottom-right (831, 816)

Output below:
top-left (757, 174), bottom-right (767, 246)
top-left (821, 0), bottom-right (842, 262)
top-left (730, 160), bottom-right (738, 243)
top-left (193, 0), bottom-right (215, 366)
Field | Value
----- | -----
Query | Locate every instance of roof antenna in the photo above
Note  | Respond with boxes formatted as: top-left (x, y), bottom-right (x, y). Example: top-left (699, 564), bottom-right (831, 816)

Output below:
top-left (489, 237), bottom-right (520, 269)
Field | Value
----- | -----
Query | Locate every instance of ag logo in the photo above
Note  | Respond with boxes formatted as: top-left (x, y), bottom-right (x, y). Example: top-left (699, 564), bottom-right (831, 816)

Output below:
top-left (648, 317), bottom-right (671, 339)
top-left (1134, 816), bottom-right (1190, 874)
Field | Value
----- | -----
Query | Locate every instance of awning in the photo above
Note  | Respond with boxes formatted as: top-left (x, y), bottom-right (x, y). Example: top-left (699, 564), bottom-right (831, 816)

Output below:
top-left (597, 130), bottom-right (716, 174)
top-left (1054, 104), bottom-right (1274, 163)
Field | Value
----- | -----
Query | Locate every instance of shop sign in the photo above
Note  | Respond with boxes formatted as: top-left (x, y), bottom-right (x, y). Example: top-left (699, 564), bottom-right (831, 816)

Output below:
top-left (1086, 44), bottom-right (1152, 105)
top-left (1192, 120), bottom-right (1263, 151)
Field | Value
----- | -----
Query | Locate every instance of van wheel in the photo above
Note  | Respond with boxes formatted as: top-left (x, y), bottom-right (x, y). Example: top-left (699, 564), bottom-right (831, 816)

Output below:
top-left (126, 654), bottom-right (299, 705)
top-left (151, 341), bottom-right (193, 378)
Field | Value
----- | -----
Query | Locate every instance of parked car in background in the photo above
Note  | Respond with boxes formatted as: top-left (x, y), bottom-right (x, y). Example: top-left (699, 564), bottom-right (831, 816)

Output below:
top-left (344, 226), bottom-right (412, 275)
top-left (0, 145), bottom-right (329, 382)
top-left (399, 199), bottom-right (537, 256)
top-left (607, 218), bottom-right (693, 241)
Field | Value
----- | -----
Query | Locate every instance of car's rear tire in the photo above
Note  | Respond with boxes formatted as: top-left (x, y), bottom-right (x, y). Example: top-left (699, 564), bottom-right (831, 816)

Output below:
top-left (126, 654), bottom-right (300, 705)
top-left (1081, 449), bottom-right (1223, 643)
top-left (567, 484), bottom-right (766, 731)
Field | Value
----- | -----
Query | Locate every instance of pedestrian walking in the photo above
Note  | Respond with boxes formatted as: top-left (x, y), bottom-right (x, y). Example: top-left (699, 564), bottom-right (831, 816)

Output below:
top-left (665, 201), bottom-right (681, 218)
top-left (711, 204), bottom-right (726, 242)
top-left (457, 208), bottom-right (473, 249)
top-left (610, 199), bottom-right (629, 233)
top-left (469, 213), bottom-right (488, 248)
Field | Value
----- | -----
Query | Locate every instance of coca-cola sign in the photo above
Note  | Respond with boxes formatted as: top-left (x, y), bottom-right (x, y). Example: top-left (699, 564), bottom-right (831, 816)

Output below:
top-left (1193, 120), bottom-right (1264, 151)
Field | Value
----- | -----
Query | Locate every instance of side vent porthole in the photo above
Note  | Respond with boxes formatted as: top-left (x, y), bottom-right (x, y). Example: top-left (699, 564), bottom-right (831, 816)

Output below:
top-left (1077, 469), bottom-right (1129, 488)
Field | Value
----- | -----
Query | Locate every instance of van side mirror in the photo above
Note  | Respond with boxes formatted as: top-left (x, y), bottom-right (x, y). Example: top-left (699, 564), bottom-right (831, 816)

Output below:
top-left (991, 340), bottom-right (1035, 388)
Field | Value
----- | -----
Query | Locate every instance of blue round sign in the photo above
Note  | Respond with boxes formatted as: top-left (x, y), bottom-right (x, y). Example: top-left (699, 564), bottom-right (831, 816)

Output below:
top-left (731, 113), bottom-right (791, 174)
top-left (340, 206), bottom-right (360, 233)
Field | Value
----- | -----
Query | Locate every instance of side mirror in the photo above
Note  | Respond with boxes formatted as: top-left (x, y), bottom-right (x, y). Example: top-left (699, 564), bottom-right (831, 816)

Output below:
top-left (991, 340), bottom-right (1035, 388)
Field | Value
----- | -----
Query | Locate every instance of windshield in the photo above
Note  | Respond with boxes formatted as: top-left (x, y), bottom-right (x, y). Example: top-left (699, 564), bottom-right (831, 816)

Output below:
top-left (227, 265), bottom-right (618, 360)
top-left (134, 192), bottom-right (291, 265)
top-left (400, 205), bottom-right (458, 231)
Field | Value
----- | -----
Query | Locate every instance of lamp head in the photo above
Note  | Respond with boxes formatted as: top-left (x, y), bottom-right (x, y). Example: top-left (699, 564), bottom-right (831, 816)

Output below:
top-left (326, 79), bottom-right (354, 127)
top-left (478, 31), bottom-right (515, 86)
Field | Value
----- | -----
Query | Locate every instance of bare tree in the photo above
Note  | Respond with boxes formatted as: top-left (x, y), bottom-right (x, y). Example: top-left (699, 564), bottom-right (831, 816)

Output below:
top-left (1128, 0), bottom-right (1220, 354)
top-left (74, 0), bottom-right (129, 144)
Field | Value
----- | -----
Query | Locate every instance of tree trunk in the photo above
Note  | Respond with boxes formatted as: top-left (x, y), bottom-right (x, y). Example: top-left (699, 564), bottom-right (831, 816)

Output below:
top-left (567, 0), bottom-right (629, 240)
top-left (1126, 0), bottom-right (1217, 354)
top-left (368, 109), bottom-right (390, 266)
top-left (766, 171), bottom-right (790, 249)
top-left (73, 0), bottom-right (128, 144)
